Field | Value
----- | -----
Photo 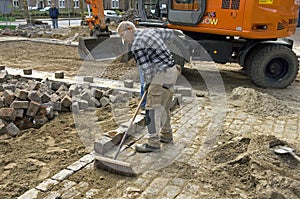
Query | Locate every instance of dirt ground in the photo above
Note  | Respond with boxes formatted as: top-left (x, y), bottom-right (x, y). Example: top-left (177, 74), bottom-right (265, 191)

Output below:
top-left (0, 27), bottom-right (300, 198)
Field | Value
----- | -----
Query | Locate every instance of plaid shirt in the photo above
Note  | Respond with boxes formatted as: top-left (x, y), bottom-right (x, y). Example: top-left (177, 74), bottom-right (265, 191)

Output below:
top-left (131, 28), bottom-right (175, 84)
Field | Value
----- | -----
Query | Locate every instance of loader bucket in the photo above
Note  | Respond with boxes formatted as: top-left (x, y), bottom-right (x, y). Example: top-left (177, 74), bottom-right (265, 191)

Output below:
top-left (78, 36), bottom-right (126, 61)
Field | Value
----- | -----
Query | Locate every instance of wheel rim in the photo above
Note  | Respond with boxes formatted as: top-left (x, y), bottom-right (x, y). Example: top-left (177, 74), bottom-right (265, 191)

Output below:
top-left (265, 58), bottom-right (288, 80)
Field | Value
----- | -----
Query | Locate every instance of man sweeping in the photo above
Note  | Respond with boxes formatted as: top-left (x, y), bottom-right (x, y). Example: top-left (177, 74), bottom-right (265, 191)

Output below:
top-left (117, 21), bottom-right (181, 153)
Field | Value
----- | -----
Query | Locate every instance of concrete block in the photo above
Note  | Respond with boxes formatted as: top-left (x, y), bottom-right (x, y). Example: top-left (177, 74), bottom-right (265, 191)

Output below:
top-left (88, 97), bottom-right (100, 107)
top-left (57, 84), bottom-right (68, 92)
top-left (100, 97), bottom-right (110, 107)
top-left (68, 84), bottom-right (80, 96)
top-left (71, 102), bottom-right (79, 113)
top-left (36, 179), bottom-right (59, 192)
top-left (10, 101), bottom-right (29, 109)
top-left (124, 79), bottom-right (134, 88)
top-left (176, 87), bottom-right (192, 96)
top-left (92, 88), bottom-right (103, 99)
top-left (18, 188), bottom-right (39, 199)
top-left (55, 71), bottom-right (64, 79)
top-left (0, 108), bottom-right (16, 121)
top-left (15, 88), bottom-right (29, 100)
top-left (51, 169), bottom-right (74, 181)
top-left (33, 115), bottom-right (48, 126)
top-left (94, 137), bottom-right (114, 154)
top-left (52, 102), bottom-right (62, 111)
top-left (6, 122), bottom-right (20, 136)
top-left (78, 100), bottom-right (89, 110)
top-left (51, 81), bottom-right (64, 91)
top-left (80, 90), bottom-right (92, 101)
top-left (50, 93), bottom-right (61, 102)
top-left (62, 95), bottom-right (72, 108)
top-left (67, 161), bottom-right (88, 172)
top-left (0, 119), bottom-right (7, 135)
top-left (0, 65), bottom-right (5, 70)
top-left (83, 76), bottom-right (93, 83)
top-left (26, 101), bottom-right (40, 117)
top-left (40, 93), bottom-right (51, 103)
top-left (0, 97), bottom-right (4, 107)
top-left (15, 109), bottom-right (24, 118)
top-left (28, 91), bottom-right (41, 102)
top-left (0, 70), bottom-right (7, 83)
top-left (27, 81), bottom-right (41, 91)
top-left (23, 68), bottom-right (32, 75)
top-left (3, 84), bottom-right (16, 91)
top-left (3, 90), bottom-right (15, 106)
top-left (79, 153), bottom-right (94, 164)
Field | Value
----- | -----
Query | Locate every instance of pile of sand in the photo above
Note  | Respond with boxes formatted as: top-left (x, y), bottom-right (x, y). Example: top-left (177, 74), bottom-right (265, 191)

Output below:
top-left (228, 87), bottom-right (295, 117)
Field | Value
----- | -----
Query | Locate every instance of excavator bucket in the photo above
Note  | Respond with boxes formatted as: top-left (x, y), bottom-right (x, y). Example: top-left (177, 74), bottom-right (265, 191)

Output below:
top-left (78, 36), bottom-right (127, 61)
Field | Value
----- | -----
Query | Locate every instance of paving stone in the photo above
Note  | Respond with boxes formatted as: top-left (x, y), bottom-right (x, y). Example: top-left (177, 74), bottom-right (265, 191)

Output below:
top-left (14, 88), bottom-right (29, 100)
top-left (3, 83), bottom-right (16, 91)
top-left (0, 119), bottom-right (6, 134)
top-left (52, 102), bottom-right (62, 111)
top-left (40, 93), bottom-right (51, 103)
top-left (0, 108), bottom-right (16, 121)
top-left (51, 81), bottom-right (64, 91)
top-left (55, 71), bottom-right (64, 79)
top-left (100, 96), bottom-right (110, 107)
top-left (92, 88), bottom-right (103, 99)
top-left (83, 76), bottom-right (93, 83)
top-left (67, 160), bottom-right (88, 172)
top-left (23, 68), bottom-right (32, 75)
top-left (61, 95), bottom-right (72, 108)
top-left (43, 191), bottom-right (61, 199)
top-left (79, 153), bottom-right (94, 164)
top-left (51, 169), bottom-right (74, 181)
top-left (26, 101), bottom-right (40, 117)
top-left (27, 80), bottom-right (41, 91)
top-left (0, 65), bottom-right (5, 70)
top-left (10, 101), bottom-right (29, 109)
top-left (78, 100), bottom-right (89, 110)
top-left (50, 93), bottom-right (61, 102)
top-left (68, 84), bottom-right (80, 96)
top-left (15, 109), bottom-right (24, 118)
top-left (84, 188), bottom-right (100, 199)
top-left (71, 101), bottom-right (80, 113)
top-left (36, 178), bottom-right (59, 192)
top-left (176, 87), bottom-right (192, 96)
top-left (18, 188), bottom-right (39, 199)
top-left (28, 91), bottom-right (41, 102)
top-left (94, 137), bottom-right (114, 154)
top-left (80, 90), bottom-right (92, 101)
top-left (0, 70), bottom-right (7, 83)
top-left (3, 90), bottom-right (15, 106)
top-left (124, 79), bottom-right (134, 88)
top-left (61, 187), bottom-right (81, 198)
top-left (88, 97), bottom-right (100, 107)
top-left (162, 185), bottom-right (181, 198)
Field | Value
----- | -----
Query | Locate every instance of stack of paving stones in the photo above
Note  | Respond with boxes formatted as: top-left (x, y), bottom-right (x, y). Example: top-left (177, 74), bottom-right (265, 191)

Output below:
top-left (0, 67), bottom-right (136, 137)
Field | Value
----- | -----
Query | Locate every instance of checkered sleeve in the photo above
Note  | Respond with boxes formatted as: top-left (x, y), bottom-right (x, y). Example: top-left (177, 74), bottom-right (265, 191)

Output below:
top-left (157, 28), bottom-right (174, 40)
top-left (133, 48), bottom-right (153, 84)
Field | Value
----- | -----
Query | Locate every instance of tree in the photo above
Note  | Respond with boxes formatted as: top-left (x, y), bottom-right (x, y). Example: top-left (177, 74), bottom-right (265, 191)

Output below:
top-left (79, 0), bottom-right (84, 21)
top-left (22, 0), bottom-right (30, 23)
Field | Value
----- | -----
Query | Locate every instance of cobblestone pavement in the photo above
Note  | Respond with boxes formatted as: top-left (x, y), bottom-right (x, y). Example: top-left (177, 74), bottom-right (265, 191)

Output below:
top-left (18, 92), bottom-right (300, 198)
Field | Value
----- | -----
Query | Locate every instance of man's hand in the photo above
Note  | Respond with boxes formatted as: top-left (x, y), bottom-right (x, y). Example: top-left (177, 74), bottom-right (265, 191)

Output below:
top-left (144, 83), bottom-right (150, 92)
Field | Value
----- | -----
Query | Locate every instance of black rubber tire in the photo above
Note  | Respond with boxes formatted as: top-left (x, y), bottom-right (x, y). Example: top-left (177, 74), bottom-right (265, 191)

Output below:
top-left (248, 45), bottom-right (299, 88)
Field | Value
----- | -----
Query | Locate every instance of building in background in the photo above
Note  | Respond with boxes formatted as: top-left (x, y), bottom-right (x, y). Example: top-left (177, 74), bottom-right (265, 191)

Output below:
top-left (11, 0), bottom-right (132, 10)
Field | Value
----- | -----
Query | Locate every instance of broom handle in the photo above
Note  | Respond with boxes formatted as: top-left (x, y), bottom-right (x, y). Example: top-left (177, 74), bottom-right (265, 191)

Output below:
top-left (114, 91), bottom-right (147, 160)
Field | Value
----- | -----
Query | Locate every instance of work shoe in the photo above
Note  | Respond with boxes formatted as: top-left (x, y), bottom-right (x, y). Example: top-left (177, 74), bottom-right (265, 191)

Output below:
top-left (160, 136), bottom-right (173, 143)
top-left (135, 143), bottom-right (160, 153)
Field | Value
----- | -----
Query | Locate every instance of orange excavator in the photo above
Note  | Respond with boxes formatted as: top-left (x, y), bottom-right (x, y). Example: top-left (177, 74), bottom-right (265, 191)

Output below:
top-left (79, 0), bottom-right (300, 88)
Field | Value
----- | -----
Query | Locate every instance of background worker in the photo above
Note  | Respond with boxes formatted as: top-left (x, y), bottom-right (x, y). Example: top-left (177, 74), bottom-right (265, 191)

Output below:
top-left (117, 21), bottom-right (181, 153)
top-left (49, 3), bottom-right (59, 29)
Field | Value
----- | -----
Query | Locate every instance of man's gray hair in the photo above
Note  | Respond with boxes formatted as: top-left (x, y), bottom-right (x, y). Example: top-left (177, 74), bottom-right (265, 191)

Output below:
top-left (117, 21), bottom-right (136, 33)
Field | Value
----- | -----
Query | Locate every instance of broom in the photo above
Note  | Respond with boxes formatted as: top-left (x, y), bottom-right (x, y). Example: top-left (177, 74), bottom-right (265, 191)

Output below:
top-left (94, 91), bottom-right (147, 177)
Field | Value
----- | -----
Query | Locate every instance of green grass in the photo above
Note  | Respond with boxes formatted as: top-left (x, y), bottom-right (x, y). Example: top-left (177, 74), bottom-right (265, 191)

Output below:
top-left (0, 25), bottom-right (17, 30)
top-left (0, 17), bottom-right (16, 22)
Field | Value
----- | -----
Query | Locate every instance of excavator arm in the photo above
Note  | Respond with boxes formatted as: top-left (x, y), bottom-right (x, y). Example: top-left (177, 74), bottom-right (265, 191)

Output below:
top-left (85, 0), bottom-right (109, 36)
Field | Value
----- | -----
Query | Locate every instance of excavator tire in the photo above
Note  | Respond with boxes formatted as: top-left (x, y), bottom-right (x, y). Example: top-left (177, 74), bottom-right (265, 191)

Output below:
top-left (248, 45), bottom-right (299, 88)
